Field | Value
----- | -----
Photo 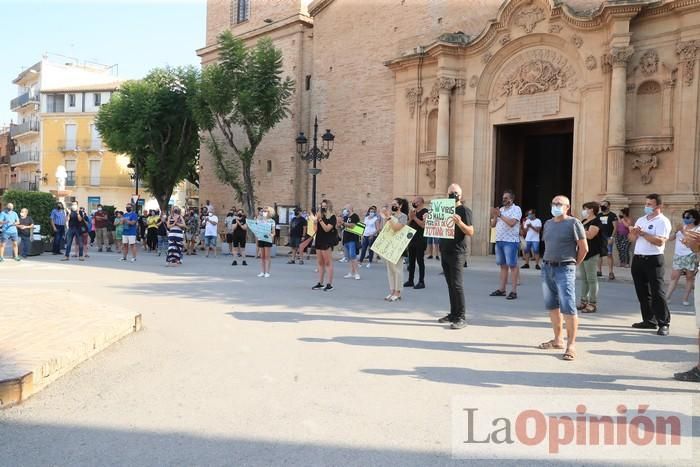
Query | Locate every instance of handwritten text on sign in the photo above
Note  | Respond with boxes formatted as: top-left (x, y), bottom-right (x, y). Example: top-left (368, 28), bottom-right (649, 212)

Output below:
top-left (371, 221), bottom-right (416, 265)
top-left (425, 198), bottom-right (456, 239)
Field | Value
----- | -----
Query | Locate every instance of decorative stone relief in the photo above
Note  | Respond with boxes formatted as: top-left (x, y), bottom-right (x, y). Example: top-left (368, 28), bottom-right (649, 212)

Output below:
top-left (421, 159), bottom-right (436, 189)
top-left (406, 87), bottom-right (422, 119)
top-left (482, 52), bottom-right (493, 64)
top-left (454, 79), bottom-right (466, 94)
top-left (469, 75), bottom-right (479, 88)
top-left (500, 33), bottom-right (511, 46)
top-left (437, 77), bottom-right (457, 91)
top-left (429, 82), bottom-right (440, 105)
top-left (610, 46), bottom-right (635, 67)
top-left (632, 155), bottom-right (658, 184)
top-left (626, 136), bottom-right (673, 185)
top-left (639, 49), bottom-right (659, 76)
top-left (676, 40), bottom-right (699, 86)
top-left (514, 6), bottom-right (545, 34)
top-left (637, 81), bottom-right (661, 95)
top-left (548, 24), bottom-right (563, 34)
top-left (495, 49), bottom-right (577, 98)
top-left (585, 55), bottom-right (597, 71)
top-left (571, 35), bottom-right (583, 49)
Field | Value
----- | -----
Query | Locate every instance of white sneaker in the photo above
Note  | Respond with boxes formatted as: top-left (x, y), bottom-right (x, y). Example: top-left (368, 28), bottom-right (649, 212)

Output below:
top-left (264, 273), bottom-right (270, 278)
top-left (344, 273), bottom-right (353, 279)
top-left (130, 258), bottom-right (136, 262)
top-left (365, 263), bottom-right (371, 269)
top-left (683, 300), bottom-right (690, 306)
top-left (339, 257), bottom-right (347, 263)
top-left (354, 274), bottom-right (361, 280)
top-left (257, 272), bottom-right (265, 277)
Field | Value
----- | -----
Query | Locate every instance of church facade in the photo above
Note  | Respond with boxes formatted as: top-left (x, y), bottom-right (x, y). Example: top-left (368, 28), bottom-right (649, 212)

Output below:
top-left (198, 0), bottom-right (700, 253)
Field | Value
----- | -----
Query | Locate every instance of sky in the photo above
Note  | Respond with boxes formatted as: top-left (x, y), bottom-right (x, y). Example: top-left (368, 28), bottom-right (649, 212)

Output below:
top-left (0, 0), bottom-right (207, 127)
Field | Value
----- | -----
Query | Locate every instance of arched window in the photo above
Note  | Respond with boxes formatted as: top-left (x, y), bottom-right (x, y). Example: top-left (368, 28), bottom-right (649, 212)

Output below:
top-left (426, 109), bottom-right (438, 152)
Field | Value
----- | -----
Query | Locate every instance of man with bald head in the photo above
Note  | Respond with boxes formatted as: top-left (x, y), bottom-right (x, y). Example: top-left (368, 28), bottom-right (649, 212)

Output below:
top-left (405, 196), bottom-right (430, 289)
top-left (438, 184), bottom-right (474, 329)
top-left (538, 195), bottom-right (588, 361)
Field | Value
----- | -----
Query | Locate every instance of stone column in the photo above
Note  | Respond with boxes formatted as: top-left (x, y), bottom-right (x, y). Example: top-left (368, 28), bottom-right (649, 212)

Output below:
top-left (605, 46), bottom-right (634, 200)
top-left (435, 77), bottom-right (455, 195)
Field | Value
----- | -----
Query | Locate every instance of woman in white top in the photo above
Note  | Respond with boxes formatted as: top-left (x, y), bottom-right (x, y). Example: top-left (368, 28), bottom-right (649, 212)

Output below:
top-left (381, 198), bottom-right (409, 301)
top-left (256, 206), bottom-right (276, 278)
top-left (667, 209), bottom-right (700, 305)
top-left (359, 205), bottom-right (380, 268)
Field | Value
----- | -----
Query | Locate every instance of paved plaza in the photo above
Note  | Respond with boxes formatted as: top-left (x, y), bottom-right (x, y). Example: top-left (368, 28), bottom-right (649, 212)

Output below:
top-left (0, 250), bottom-right (698, 466)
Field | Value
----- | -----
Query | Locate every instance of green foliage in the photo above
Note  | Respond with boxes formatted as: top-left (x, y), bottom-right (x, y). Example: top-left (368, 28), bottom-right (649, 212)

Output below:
top-left (194, 31), bottom-right (295, 216)
top-left (2, 190), bottom-right (56, 235)
top-left (96, 66), bottom-right (200, 212)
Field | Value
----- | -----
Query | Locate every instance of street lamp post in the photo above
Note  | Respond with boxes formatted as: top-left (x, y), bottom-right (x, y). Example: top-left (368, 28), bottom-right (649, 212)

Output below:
top-left (127, 160), bottom-right (140, 212)
top-left (295, 116), bottom-right (335, 210)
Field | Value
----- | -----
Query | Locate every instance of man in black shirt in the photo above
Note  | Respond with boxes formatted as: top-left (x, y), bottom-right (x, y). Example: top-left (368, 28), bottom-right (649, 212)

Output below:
top-left (340, 205), bottom-right (361, 280)
top-left (288, 208), bottom-right (306, 264)
top-left (597, 200), bottom-right (618, 280)
top-left (438, 184), bottom-right (474, 329)
top-left (405, 196), bottom-right (429, 289)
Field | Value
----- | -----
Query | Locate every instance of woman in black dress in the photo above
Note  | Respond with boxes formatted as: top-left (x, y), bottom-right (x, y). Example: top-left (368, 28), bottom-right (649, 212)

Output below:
top-left (312, 199), bottom-right (337, 292)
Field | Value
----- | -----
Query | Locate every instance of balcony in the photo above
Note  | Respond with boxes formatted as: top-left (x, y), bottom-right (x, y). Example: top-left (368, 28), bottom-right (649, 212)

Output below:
top-left (9, 181), bottom-right (38, 191)
top-left (80, 140), bottom-right (105, 152)
top-left (10, 120), bottom-right (40, 138)
top-left (75, 176), bottom-right (134, 188)
top-left (58, 140), bottom-right (79, 152)
top-left (0, 155), bottom-right (9, 166)
top-left (10, 92), bottom-right (40, 111)
top-left (10, 150), bottom-right (40, 166)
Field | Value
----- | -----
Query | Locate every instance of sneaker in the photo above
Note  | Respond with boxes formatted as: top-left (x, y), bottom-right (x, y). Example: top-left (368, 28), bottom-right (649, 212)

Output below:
top-left (596, 271), bottom-right (603, 277)
top-left (673, 366), bottom-right (700, 382)
top-left (438, 314), bottom-right (453, 324)
top-left (435, 256), bottom-right (440, 260)
top-left (535, 264), bottom-right (541, 270)
top-left (344, 273), bottom-right (354, 279)
top-left (403, 280), bottom-right (415, 287)
top-left (107, 248), bottom-right (112, 252)
top-left (299, 260), bottom-right (304, 265)
top-left (323, 284), bottom-right (334, 292)
top-left (339, 257), bottom-right (347, 263)
top-left (414, 282), bottom-right (425, 289)
top-left (451, 319), bottom-right (467, 329)
top-left (257, 272), bottom-right (265, 277)
top-left (14, 256), bottom-right (21, 261)
top-left (232, 260), bottom-right (238, 266)
top-left (242, 260), bottom-right (247, 266)
top-left (366, 263), bottom-right (371, 269)
top-left (521, 264), bottom-right (530, 269)
top-left (130, 258), bottom-right (136, 262)
top-left (264, 273), bottom-right (270, 278)
top-left (683, 300), bottom-right (690, 306)
top-left (354, 274), bottom-right (361, 280)
top-left (632, 321), bottom-right (657, 329)
top-left (120, 257), bottom-right (127, 262)
top-left (312, 282), bottom-right (324, 290)
top-left (427, 255), bottom-right (433, 259)
top-left (98, 248), bottom-right (103, 253)
top-left (287, 260), bottom-right (295, 264)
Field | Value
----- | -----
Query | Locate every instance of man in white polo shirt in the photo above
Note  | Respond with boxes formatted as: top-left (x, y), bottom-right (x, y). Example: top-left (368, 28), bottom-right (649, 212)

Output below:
top-left (629, 193), bottom-right (672, 336)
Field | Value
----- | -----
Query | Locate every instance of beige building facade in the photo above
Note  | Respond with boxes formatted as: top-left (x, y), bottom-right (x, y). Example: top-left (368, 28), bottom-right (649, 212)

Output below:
top-left (199, 0), bottom-right (700, 253)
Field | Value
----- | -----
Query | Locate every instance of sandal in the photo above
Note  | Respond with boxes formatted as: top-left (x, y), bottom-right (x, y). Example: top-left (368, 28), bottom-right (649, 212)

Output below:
top-left (576, 302), bottom-right (588, 311)
top-left (537, 340), bottom-right (564, 350)
top-left (562, 348), bottom-right (576, 361)
top-left (506, 292), bottom-right (517, 300)
top-left (581, 304), bottom-right (597, 313)
top-left (388, 295), bottom-right (402, 302)
top-left (490, 289), bottom-right (506, 297)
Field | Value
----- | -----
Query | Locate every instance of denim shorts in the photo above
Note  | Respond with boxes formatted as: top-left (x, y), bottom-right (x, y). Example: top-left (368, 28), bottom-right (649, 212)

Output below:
top-left (1, 231), bottom-right (18, 242)
top-left (541, 262), bottom-right (577, 315)
top-left (204, 235), bottom-right (217, 247)
top-left (495, 241), bottom-right (519, 267)
top-left (344, 241), bottom-right (357, 260)
top-left (524, 241), bottom-right (540, 255)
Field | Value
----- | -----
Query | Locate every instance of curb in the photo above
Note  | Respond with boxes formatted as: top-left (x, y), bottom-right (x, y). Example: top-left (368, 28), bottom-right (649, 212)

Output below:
top-left (0, 313), bottom-right (142, 409)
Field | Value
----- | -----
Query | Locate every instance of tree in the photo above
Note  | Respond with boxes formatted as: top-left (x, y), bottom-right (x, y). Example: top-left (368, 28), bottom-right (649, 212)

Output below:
top-left (96, 67), bottom-right (200, 212)
top-left (2, 190), bottom-right (56, 235)
top-left (194, 31), bottom-right (295, 216)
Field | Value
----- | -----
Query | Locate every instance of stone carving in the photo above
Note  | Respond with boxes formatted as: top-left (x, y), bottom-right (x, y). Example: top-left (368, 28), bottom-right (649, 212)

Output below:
top-left (482, 52), bottom-right (493, 64)
top-left (514, 6), bottom-right (545, 34)
top-left (454, 79), bottom-right (467, 94)
top-left (422, 159), bottom-right (436, 189)
top-left (437, 77), bottom-right (457, 91)
top-left (571, 35), bottom-right (583, 49)
top-left (429, 82), bottom-right (440, 106)
top-left (676, 40), bottom-right (699, 86)
top-left (406, 87), bottom-right (422, 119)
top-left (610, 46), bottom-right (635, 67)
top-left (549, 24), bottom-right (563, 34)
top-left (585, 55), bottom-right (597, 71)
top-left (632, 155), bottom-right (658, 184)
top-left (639, 49), bottom-right (659, 76)
top-left (495, 49), bottom-right (578, 99)
top-left (469, 75), bottom-right (479, 88)
top-left (637, 81), bottom-right (661, 95)
top-left (500, 33), bottom-right (511, 46)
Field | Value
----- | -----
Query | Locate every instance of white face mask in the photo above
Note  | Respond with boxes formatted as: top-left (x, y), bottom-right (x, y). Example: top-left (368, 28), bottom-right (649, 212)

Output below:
top-left (581, 209), bottom-right (589, 218)
top-left (262, 212), bottom-right (268, 218)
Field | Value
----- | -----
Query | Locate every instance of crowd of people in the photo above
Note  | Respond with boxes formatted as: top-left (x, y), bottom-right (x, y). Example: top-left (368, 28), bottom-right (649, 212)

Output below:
top-left (2, 187), bottom-right (700, 382)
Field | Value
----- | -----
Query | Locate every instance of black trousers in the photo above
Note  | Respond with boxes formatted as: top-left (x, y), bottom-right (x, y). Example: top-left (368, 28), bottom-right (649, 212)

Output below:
top-left (440, 244), bottom-right (467, 320)
top-left (631, 254), bottom-right (670, 326)
top-left (407, 238), bottom-right (427, 283)
top-left (147, 227), bottom-right (158, 251)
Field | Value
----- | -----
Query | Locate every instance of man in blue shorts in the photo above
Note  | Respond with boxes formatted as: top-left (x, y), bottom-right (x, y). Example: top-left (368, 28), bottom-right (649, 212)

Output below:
top-left (0, 202), bottom-right (20, 262)
top-left (490, 190), bottom-right (522, 299)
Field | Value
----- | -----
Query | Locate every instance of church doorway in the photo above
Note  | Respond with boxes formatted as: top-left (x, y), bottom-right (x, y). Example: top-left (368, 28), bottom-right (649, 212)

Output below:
top-left (494, 119), bottom-right (574, 222)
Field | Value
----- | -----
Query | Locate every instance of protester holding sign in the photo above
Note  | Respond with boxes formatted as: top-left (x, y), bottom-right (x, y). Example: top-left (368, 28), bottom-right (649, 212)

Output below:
top-left (312, 200), bottom-right (337, 291)
top-left (253, 207), bottom-right (276, 278)
top-left (379, 198), bottom-right (409, 302)
top-left (340, 205), bottom-right (362, 280)
top-left (359, 206), bottom-right (380, 268)
top-left (438, 184), bottom-right (474, 329)
top-left (406, 197), bottom-right (429, 289)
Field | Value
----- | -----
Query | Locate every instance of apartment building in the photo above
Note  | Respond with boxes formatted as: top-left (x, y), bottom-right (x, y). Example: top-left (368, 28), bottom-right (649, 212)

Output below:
top-left (0, 126), bottom-right (14, 195)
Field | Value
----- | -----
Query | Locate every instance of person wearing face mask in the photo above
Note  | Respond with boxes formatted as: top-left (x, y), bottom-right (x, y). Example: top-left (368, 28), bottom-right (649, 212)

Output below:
top-left (490, 189), bottom-right (522, 300)
top-left (0, 203), bottom-right (21, 262)
top-left (359, 206), bottom-right (380, 268)
top-left (225, 211), bottom-right (236, 256)
top-left (231, 210), bottom-right (248, 265)
top-left (157, 213), bottom-right (168, 256)
top-left (312, 200), bottom-right (337, 291)
top-left (94, 204), bottom-right (110, 252)
top-left (437, 185), bottom-right (474, 328)
top-left (380, 198), bottom-right (409, 301)
top-left (666, 209), bottom-right (700, 306)
top-left (521, 209), bottom-right (542, 270)
top-left (596, 200), bottom-right (618, 280)
top-left (538, 195), bottom-right (587, 361)
top-left (405, 197), bottom-right (429, 289)
top-left (629, 194), bottom-right (673, 335)
top-left (204, 208), bottom-right (219, 258)
top-left (185, 208), bottom-right (199, 256)
top-left (256, 206), bottom-right (276, 278)
top-left (113, 211), bottom-right (124, 253)
top-left (62, 203), bottom-right (85, 261)
top-left (288, 208), bottom-right (306, 265)
top-left (578, 202), bottom-right (603, 313)
top-left (50, 202), bottom-right (67, 255)
top-left (17, 208), bottom-right (35, 259)
top-left (166, 206), bottom-right (186, 266)
top-left (340, 205), bottom-right (361, 280)
top-left (120, 203), bottom-right (139, 262)
top-left (615, 207), bottom-right (632, 268)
